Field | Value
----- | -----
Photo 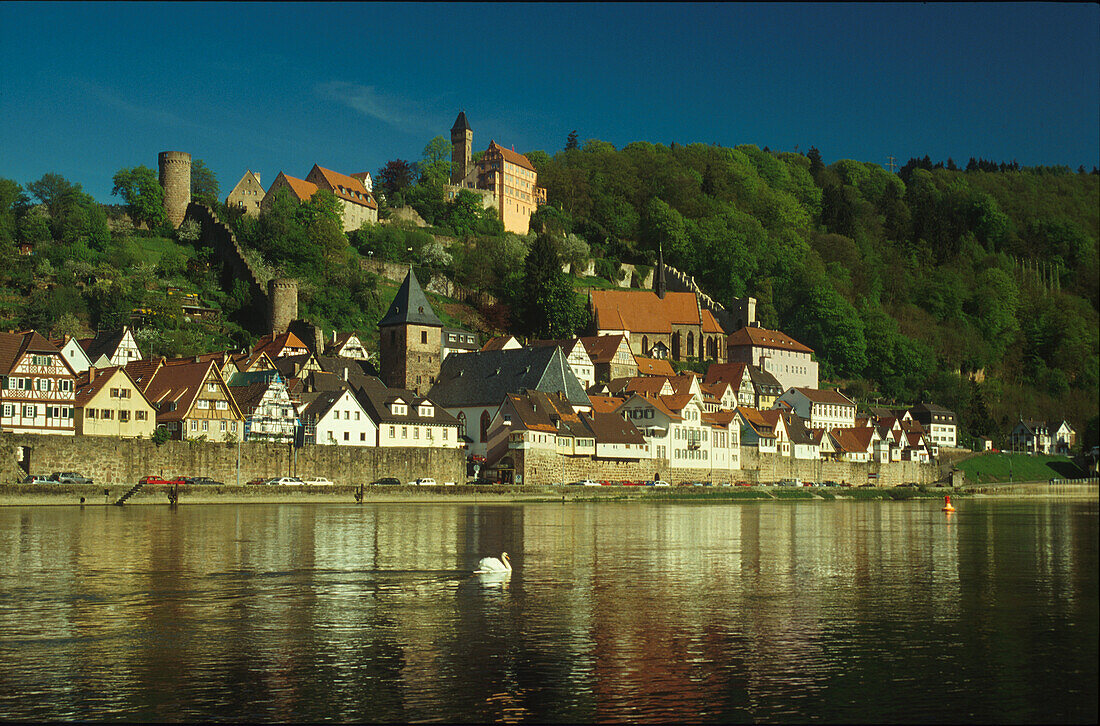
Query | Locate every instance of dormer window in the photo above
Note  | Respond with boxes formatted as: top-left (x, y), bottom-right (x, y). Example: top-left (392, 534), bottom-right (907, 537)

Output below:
top-left (390, 402), bottom-right (407, 416)
top-left (418, 404), bottom-right (433, 417)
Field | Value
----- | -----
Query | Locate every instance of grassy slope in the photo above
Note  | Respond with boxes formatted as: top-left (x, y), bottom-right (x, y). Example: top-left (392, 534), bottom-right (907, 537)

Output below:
top-left (957, 452), bottom-right (1087, 484)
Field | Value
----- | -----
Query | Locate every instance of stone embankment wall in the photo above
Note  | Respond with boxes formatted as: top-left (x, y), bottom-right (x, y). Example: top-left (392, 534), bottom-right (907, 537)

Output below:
top-left (1, 434), bottom-right (465, 487)
top-left (511, 447), bottom-right (938, 487)
top-left (185, 203), bottom-right (269, 333)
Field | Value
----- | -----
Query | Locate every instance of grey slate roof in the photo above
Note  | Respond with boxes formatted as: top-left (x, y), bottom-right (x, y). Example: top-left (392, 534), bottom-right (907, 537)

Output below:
top-left (355, 387), bottom-right (459, 427)
top-left (451, 111), bottom-right (471, 133)
top-left (428, 346), bottom-right (591, 408)
top-left (378, 268), bottom-right (443, 328)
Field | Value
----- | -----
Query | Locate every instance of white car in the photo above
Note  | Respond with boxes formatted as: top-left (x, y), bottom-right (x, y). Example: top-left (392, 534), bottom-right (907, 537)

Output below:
top-left (653, 480), bottom-right (670, 487)
top-left (266, 477), bottom-right (303, 486)
top-left (578, 479), bottom-right (600, 487)
top-left (301, 476), bottom-right (334, 486)
top-left (416, 477), bottom-right (437, 486)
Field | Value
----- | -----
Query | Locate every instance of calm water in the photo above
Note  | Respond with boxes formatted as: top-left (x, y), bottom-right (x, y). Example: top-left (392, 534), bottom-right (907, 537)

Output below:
top-left (0, 499), bottom-right (1095, 723)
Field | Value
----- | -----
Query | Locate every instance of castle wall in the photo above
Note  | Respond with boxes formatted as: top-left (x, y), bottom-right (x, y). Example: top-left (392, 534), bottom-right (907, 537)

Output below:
top-left (2, 433), bottom-right (465, 488)
top-left (184, 203), bottom-right (269, 334)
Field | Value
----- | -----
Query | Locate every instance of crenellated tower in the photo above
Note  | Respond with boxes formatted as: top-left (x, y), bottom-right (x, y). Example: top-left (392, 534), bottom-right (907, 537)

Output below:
top-left (158, 151), bottom-right (191, 229)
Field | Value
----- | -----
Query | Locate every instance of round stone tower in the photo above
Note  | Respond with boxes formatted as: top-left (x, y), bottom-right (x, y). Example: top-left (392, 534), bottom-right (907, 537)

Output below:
top-left (268, 278), bottom-right (298, 337)
top-left (158, 151), bottom-right (192, 229)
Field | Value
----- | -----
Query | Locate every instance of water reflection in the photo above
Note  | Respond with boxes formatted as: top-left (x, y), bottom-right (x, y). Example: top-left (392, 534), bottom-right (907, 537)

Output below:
top-left (0, 499), bottom-right (1094, 723)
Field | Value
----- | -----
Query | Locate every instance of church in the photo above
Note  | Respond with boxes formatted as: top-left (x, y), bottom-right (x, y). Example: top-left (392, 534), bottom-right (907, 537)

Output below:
top-left (588, 251), bottom-right (730, 363)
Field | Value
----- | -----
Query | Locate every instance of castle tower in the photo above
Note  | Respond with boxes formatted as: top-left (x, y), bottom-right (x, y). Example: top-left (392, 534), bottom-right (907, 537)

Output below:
top-left (450, 112), bottom-right (472, 185)
top-left (268, 278), bottom-right (298, 337)
top-left (378, 267), bottom-right (443, 395)
top-left (158, 151), bottom-right (192, 228)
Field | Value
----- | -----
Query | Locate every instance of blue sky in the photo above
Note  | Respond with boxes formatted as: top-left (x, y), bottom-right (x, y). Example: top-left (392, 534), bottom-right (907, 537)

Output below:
top-left (2, 2), bottom-right (1097, 202)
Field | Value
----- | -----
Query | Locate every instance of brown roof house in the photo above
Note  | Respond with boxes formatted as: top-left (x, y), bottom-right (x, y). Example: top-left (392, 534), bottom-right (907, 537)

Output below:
top-left (125, 358), bottom-right (244, 441)
top-left (727, 326), bottom-right (818, 393)
top-left (590, 289), bottom-right (726, 363)
top-left (261, 166), bottom-right (378, 232)
top-left (0, 330), bottom-right (76, 435)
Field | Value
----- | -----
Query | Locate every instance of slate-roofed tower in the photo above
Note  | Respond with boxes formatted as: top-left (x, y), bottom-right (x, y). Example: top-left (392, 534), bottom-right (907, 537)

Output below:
top-left (378, 267), bottom-right (443, 395)
top-left (450, 112), bottom-right (473, 185)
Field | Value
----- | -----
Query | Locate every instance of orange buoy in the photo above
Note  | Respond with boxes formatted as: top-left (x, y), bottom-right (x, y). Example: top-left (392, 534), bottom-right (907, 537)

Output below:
top-left (942, 495), bottom-right (956, 513)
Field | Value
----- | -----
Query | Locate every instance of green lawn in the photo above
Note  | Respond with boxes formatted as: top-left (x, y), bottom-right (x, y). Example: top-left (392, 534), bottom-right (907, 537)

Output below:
top-left (129, 235), bottom-right (186, 265)
top-left (957, 452), bottom-right (1086, 484)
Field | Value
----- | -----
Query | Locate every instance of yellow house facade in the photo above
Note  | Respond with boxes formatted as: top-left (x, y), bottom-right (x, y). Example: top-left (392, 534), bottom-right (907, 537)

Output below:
top-left (74, 366), bottom-right (156, 438)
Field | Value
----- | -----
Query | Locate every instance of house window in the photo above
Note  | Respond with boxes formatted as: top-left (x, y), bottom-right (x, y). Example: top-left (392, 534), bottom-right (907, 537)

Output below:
top-left (136, 411), bottom-right (147, 421)
top-left (120, 410), bottom-right (130, 422)
top-left (421, 331), bottom-right (427, 344)
top-left (344, 431), bottom-right (349, 441)
top-left (216, 401), bottom-right (228, 410)
top-left (389, 425), bottom-right (395, 437)
top-left (202, 421), bottom-right (209, 432)
top-left (402, 426), bottom-right (407, 439)
top-left (87, 409), bottom-right (97, 419)
top-left (190, 421), bottom-right (198, 431)
top-left (102, 409), bottom-right (113, 420)
top-left (360, 432), bottom-right (366, 441)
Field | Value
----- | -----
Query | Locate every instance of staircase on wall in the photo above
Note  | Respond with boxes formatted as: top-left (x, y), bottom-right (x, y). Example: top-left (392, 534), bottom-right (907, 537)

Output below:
top-left (114, 481), bottom-right (144, 506)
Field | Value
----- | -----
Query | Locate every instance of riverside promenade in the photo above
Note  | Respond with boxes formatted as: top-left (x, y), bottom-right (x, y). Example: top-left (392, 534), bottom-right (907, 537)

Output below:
top-left (0, 481), bottom-right (1094, 507)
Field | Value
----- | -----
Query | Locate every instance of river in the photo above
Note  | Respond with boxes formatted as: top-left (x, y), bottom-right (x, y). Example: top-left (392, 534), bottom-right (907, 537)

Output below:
top-left (0, 498), bottom-right (1095, 723)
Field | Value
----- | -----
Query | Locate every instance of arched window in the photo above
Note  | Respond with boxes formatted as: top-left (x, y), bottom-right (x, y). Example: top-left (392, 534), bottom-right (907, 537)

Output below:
top-left (457, 411), bottom-right (467, 438)
top-left (642, 335), bottom-right (649, 355)
top-left (687, 332), bottom-right (695, 359)
top-left (480, 410), bottom-right (491, 442)
top-left (672, 333), bottom-right (681, 361)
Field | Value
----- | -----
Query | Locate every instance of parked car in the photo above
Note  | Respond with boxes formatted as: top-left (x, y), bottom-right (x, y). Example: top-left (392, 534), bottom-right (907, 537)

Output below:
top-left (415, 477), bottom-right (437, 486)
top-left (372, 477), bottom-right (401, 486)
top-left (778, 478), bottom-right (803, 487)
top-left (49, 472), bottom-right (93, 485)
top-left (645, 479), bottom-right (670, 487)
top-left (266, 477), bottom-right (304, 486)
top-left (572, 479), bottom-right (599, 486)
top-left (184, 476), bottom-right (224, 486)
top-left (245, 477), bottom-right (268, 486)
top-left (138, 475), bottom-right (170, 486)
top-left (21, 475), bottom-right (52, 485)
top-left (734, 480), bottom-right (751, 487)
top-left (467, 478), bottom-right (495, 485)
top-left (301, 476), bottom-right (334, 486)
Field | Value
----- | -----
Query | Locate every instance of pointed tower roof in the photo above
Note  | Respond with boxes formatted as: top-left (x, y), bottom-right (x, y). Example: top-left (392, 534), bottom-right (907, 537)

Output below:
top-left (378, 267), bottom-right (443, 328)
top-left (655, 243), bottom-right (667, 299)
top-left (451, 111), bottom-right (471, 133)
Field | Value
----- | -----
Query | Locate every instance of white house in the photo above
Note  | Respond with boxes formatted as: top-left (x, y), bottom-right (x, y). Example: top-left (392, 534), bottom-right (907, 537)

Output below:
top-left (775, 387), bottom-right (857, 429)
top-left (300, 388), bottom-right (376, 446)
top-left (357, 386), bottom-right (462, 448)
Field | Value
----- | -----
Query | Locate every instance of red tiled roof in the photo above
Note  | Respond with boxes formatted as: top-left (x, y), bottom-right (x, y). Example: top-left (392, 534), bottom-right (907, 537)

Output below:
top-left (635, 357), bottom-right (675, 377)
top-left (481, 336), bottom-right (519, 351)
top-left (831, 427), bottom-right (875, 453)
top-left (625, 377), bottom-right (669, 396)
top-left (587, 395), bottom-right (625, 414)
top-left (277, 173), bottom-right (320, 202)
top-left (578, 335), bottom-right (631, 365)
top-left (591, 290), bottom-right (709, 335)
top-left (726, 326), bottom-right (813, 354)
top-left (311, 165), bottom-right (378, 209)
top-left (704, 362), bottom-right (747, 386)
top-left (485, 141), bottom-right (536, 172)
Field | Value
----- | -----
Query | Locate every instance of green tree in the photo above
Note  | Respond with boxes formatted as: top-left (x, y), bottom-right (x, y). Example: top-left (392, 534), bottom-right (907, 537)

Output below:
top-left (190, 159), bottom-right (220, 207)
top-left (513, 233), bottom-right (586, 339)
top-left (112, 165), bottom-right (166, 229)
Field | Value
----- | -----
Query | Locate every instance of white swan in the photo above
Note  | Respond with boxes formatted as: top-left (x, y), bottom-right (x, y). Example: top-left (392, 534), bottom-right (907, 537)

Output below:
top-left (474, 552), bottom-right (512, 574)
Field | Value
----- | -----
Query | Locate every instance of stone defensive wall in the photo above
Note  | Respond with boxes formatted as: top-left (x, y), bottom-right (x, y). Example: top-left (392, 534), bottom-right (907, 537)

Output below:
top-left (184, 202), bottom-right (269, 333)
top-left (1, 433), bottom-right (465, 489)
top-left (513, 447), bottom-right (939, 487)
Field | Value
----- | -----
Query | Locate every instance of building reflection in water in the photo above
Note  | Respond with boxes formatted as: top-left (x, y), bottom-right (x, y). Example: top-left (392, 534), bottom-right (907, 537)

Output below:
top-left (0, 498), bottom-right (1094, 723)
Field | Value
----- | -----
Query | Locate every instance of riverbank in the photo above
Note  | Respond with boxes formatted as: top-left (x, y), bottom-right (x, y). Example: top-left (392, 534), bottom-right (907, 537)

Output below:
top-left (0, 482), bottom-right (1094, 507)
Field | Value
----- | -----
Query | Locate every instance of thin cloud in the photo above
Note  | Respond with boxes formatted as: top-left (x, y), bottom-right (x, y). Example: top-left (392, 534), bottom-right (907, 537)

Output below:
top-left (316, 81), bottom-right (439, 132)
top-left (77, 79), bottom-right (199, 130)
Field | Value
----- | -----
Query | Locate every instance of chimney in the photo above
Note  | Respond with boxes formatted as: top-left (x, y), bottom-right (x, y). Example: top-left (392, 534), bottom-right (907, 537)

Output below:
top-left (88, 366), bottom-right (97, 383)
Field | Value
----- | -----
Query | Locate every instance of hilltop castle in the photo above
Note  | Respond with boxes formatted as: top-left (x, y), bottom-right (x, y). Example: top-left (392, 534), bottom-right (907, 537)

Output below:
top-left (444, 112), bottom-right (547, 234)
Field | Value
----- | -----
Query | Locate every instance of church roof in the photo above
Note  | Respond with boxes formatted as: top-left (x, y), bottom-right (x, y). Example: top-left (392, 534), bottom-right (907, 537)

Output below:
top-left (590, 290), bottom-right (717, 335)
top-left (378, 268), bottom-right (443, 328)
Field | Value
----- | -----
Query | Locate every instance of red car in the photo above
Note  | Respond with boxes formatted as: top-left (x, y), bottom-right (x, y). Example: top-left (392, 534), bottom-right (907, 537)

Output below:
top-left (138, 475), bottom-right (185, 486)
